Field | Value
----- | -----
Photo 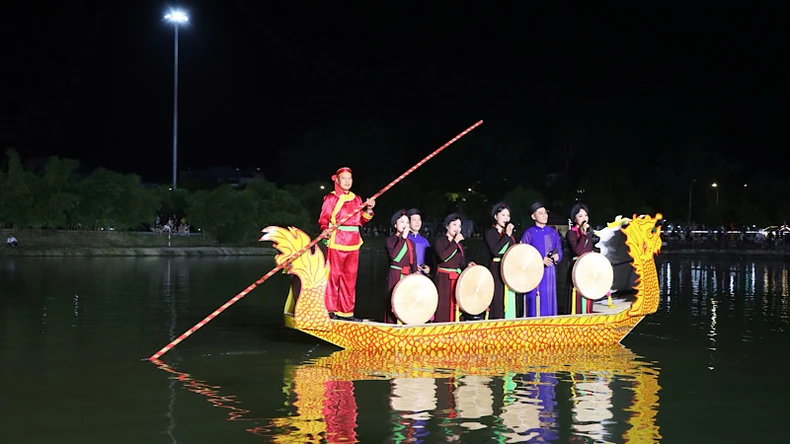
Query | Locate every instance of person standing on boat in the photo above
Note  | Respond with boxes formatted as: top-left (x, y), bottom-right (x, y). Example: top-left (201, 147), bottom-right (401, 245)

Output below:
top-left (519, 202), bottom-right (562, 317)
top-left (384, 210), bottom-right (419, 323)
top-left (485, 202), bottom-right (517, 319)
top-left (319, 167), bottom-right (376, 321)
top-left (406, 208), bottom-right (432, 276)
top-left (434, 213), bottom-right (476, 322)
top-left (566, 202), bottom-right (595, 315)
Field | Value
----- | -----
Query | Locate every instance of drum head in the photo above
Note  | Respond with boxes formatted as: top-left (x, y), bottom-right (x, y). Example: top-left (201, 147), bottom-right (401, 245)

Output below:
top-left (391, 274), bottom-right (439, 325)
top-left (501, 244), bottom-right (544, 293)
top-left (572, 252), bottom-right (614, 300)
top-left (456, 265), bottom-right (495, 315)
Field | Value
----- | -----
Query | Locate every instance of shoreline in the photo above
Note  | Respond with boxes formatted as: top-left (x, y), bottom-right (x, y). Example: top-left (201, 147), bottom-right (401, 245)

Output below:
top-left (2, 245), bottom-right (789, 257)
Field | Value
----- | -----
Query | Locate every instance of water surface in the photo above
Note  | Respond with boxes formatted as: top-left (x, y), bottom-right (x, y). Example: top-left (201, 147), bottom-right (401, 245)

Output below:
top-left (1, 253), bottom-right (789, 443)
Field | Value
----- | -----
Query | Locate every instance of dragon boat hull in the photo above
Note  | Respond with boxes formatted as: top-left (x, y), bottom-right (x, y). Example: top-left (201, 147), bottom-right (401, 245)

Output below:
top-left (263, 213), bottom-right (663, 352)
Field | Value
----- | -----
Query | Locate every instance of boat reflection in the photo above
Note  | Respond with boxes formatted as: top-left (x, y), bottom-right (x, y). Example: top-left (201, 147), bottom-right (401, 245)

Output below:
top-left (152, 344), bottom-right (661, 443)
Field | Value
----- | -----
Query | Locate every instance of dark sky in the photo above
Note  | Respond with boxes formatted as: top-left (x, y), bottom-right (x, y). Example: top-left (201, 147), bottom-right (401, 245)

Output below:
top-left (2, 2), bottom-right (787, 183)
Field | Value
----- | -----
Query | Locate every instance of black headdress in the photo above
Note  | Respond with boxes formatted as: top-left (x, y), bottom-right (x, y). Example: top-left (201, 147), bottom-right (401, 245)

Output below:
top-left (529, 201), bottom-right (545, 215)
top-left (391, 209), bottom-right (408, 227)
top-left (443, 212), bottom-right (462, 229)
top-left (490, 202), bottom-right (510, 220)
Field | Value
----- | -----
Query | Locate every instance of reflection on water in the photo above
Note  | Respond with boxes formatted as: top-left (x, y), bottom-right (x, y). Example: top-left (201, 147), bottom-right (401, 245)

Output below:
top-left (155, 345), bottom-right (662, 443)
top-left (570, 372), bottom-right (613, 443)
top-left (6, 256), bottom-right (790, 442)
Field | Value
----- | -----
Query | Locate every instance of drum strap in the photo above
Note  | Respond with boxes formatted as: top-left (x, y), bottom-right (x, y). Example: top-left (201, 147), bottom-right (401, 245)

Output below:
top-left (491, 256), bottom-right (516, 318)
top-left (437, 267), bottom-right (461, 280)
top-left (390, 264), bottom-right (411, 276)
top-left (504, 285), bottom-right (516, 319)
top-left (437, 267), bottom-right (460, 322)
top-left (336, 226), bottom-right (359, 232)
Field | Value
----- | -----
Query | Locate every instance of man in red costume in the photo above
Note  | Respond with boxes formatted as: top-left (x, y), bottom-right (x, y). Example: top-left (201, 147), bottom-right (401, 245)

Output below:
top-left (319, 167), bottom-right (375, 320)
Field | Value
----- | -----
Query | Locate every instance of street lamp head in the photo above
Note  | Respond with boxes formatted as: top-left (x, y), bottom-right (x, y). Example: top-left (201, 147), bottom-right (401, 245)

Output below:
top-left (711, 182), bottom-right (718, 188)
top-left (164, 10), bottom-right (189, 24)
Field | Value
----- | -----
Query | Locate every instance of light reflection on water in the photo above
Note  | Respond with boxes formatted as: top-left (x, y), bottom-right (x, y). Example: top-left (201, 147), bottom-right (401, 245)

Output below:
top-left (4, 255), bottom-right (790, 442)
top-left (155, 346), bottom-right (662, 443)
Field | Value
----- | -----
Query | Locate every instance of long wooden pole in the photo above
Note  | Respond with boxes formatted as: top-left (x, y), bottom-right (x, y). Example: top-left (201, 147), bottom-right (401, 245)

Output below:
top-left (147, 120), bottom-right (483, 361)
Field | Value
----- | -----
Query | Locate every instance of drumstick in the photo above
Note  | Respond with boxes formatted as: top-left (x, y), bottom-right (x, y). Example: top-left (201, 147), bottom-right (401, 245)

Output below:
top-left (146, 120), bottom-right (483, 361)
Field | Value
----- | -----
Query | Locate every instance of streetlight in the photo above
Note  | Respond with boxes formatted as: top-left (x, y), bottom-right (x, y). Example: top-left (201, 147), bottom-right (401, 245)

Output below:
top-left (711, 182), bottom-right (719, 204)
top-left (164, 9), bottom-right (189, 190)
top-left (688, 179), bottom-right (697, 227)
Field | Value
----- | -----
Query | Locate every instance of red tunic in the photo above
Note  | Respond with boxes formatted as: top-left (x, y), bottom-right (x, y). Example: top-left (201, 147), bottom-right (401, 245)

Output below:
top-left (318, 191), bottom-right (373, 317)
top-left (433, 236), bottom-right (466, 322)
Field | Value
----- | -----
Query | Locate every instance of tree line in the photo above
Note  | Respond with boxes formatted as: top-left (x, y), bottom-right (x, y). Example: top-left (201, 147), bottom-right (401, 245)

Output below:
top-left (0, 150), bottom-right (311, 242)
top-left (2, 139), bottom-right (787, 245)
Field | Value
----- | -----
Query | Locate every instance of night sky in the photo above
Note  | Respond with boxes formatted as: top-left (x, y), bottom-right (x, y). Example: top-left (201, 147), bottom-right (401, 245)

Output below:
top-left (3, 2), bottom-right (787, 184)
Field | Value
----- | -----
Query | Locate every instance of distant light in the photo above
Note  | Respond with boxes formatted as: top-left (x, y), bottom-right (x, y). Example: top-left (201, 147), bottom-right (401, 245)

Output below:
top-left (168, 187), bottom-right (173, 191)
top-left (743, 183), bottom-right (748, 187)
top-left (467, 188), bottom-right (472, 192)
top-left (711, 183), bottom-right (718, 188)
top-left (164, 10), bottom-right (189, 23)
top-left (320, 185), bottom-right (325, 190)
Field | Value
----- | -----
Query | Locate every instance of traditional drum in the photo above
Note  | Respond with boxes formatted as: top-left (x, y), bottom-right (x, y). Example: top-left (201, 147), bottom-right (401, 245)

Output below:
top-left (500, 243), bottom-right (544, 293)
top-left (391, 274), bottom-right (439, 325)
top-left (572, 252), bottom-right (614, 300)
top-left (455, 265), bottom-right (495, 316)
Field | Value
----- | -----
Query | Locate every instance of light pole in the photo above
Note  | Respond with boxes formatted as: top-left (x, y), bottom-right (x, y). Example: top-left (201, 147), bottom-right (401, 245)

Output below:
top-left (711, 182), bottom-right (719, 204)
top-left (688, 179), bottom-right (696, 227)
top-left (164, 10), bottom-right (189, 190)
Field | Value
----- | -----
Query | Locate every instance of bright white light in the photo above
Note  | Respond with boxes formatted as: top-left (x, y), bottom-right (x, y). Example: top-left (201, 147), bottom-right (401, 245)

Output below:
top-left (320, 185), bottom-right (325, 190)
top-left (165, 10), bottom-right (189, 23)
top-left (711, 182), bottom-right (718, 188)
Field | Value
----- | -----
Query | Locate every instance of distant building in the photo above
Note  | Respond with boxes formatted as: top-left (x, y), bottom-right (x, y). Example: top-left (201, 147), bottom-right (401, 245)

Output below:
top-left (179, 166), bottom-right (265, 187)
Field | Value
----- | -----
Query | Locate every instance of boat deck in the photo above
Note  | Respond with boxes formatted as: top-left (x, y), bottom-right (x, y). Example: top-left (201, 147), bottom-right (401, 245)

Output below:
top-left (285, 298), bottom-right (633, 328)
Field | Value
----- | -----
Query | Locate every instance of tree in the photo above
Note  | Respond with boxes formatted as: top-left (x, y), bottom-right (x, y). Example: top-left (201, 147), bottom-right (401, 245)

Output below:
top-left (30, 157), bottom-right (81, 228)
top-left (73, 169), bottom-right (159, 230)
top-left (502, 187), bottom-right (543, 231)
top-left (188, 185), bottom-right (258, 242)
top-left (0, 149), bottom-right (36, 228)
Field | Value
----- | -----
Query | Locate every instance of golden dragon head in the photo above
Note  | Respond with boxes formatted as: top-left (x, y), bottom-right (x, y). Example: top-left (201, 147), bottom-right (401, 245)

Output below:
top-left (621, 213), bottom-right (663, 316)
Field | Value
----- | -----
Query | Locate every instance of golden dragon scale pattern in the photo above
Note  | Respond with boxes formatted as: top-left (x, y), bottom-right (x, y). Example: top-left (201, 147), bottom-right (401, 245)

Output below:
top-left (261, 213), bottom-right (662, 352)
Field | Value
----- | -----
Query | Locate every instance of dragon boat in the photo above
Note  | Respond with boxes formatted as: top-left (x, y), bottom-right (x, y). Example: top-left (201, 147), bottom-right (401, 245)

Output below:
top-left (261, 212), bottom-right (663, 352)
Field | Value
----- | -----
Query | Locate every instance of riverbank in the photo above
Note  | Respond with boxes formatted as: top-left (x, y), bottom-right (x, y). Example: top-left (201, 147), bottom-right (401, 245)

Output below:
top-left (2, 229), bottom-right (789, 257)
top-left (0, 229), bottom-right (277, 257)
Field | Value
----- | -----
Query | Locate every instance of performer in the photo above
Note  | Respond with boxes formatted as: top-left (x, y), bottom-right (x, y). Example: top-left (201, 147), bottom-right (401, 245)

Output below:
top-left (434, 213), bottom-right (476, 322)
top-left (484, 202), bottom-right (517, 320)
top-left (519, 202), bottom-right (563, 317)
top-left (566, 202), bottom-right (595, 315)
top-left (385, 210), bottom-right (418, 323)
top-left (406, 208), bottom-right (432, 276)
top-left (318, 167), bottom-right (375, 320)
